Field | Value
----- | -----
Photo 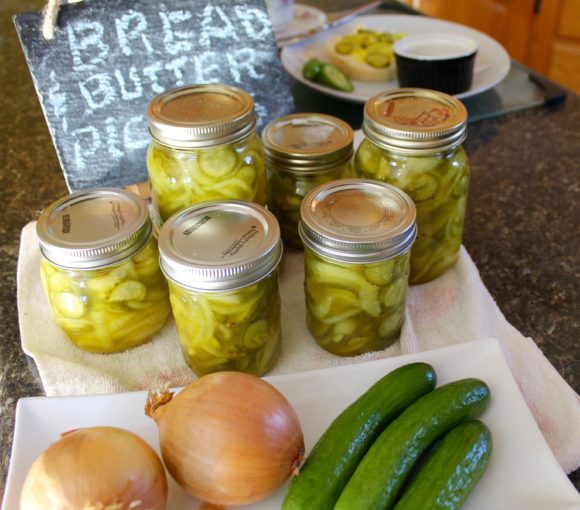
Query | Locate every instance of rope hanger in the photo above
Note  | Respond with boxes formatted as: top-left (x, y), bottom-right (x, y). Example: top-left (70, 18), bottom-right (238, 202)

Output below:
top-left (42, 0), bottom-right (83, 40)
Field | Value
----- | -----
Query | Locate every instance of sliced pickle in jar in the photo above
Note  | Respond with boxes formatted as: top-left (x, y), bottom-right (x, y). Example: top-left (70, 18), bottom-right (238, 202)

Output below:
top-left (53, 292), bottom-right (85, 319)
top-left (169, 273), bottom-right (280, 377)
top-left (199, 147), bottom-right (238, 178)
top-left (364, 263), bottom-right (394, 286)
top-left (109, 280), bottom-right (147, 302)
top-left (355, 139), bottom-right (382, 176)
top-left (381, 275), bottom-right (408, 309)
top-left (378, 309), bottom-right (403, 337)
top-left (406, 173), bottom-right (439, 202)
top-left (40, 239), bottom-right (170, 353)
top-left (147, 134), bottom-right (266, 221)
top-left (304, 248), bottom-right (410, 356)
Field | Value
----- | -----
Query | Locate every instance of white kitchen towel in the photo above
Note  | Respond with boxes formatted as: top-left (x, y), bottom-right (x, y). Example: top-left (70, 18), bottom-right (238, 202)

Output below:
top-left (17, 221), bottom-right (580, 474)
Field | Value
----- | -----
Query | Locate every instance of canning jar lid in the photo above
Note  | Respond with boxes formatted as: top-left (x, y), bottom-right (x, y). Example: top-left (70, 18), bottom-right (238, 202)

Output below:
top-left (36, 189), bottom-right (152, 269)
top-left (158, 201), bottom-right (283, 291)
top-left (363, 88), bottom-right (467, 154)
top-left (262, 113), bottom-right (354, 173)
top-left (299, 179), bottom-right (417, 263)
top-left (148, 84), bottom-right (256, 149)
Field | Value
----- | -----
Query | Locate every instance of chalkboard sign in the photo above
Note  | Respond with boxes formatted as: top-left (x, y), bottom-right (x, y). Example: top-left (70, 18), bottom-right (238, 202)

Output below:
top-left (14, 0), bottom-right (295, 191)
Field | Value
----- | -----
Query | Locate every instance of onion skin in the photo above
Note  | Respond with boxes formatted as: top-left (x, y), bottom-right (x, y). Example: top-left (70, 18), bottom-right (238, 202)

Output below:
top-left (19, 426), bottom-right (168, 510)
top-left (146, 372), bottom-right (305, 506)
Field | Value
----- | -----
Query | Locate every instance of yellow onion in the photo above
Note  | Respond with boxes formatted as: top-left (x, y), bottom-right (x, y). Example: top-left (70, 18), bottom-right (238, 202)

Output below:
top-left (20, 426), bottom-right (168, 510)
top-left (146, 372), bottom-right (304, 506)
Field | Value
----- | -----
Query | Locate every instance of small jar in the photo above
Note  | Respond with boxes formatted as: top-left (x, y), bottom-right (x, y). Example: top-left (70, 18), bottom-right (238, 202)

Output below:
top-left (147, 84), bottom-right (267, 223)
top-left (355, 88), bottom-right (470, 284)
top-left (158, 200), bottom-right (283, 376)
top-left (36, 189), bottom-right (171, 353)
top-left (262, 113), bottom-right (354, 249)
top-left (299, 179), bottom-right (417, 356)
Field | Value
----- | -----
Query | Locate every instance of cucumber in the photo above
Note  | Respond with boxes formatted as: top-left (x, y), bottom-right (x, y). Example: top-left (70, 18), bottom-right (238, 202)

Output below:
top-left (317, 63), bottom-right (354, 92)
top-left (334, 378), bottom-right (490, 510)
top-left (393, 420), bottom-right (492, 510)
top-left (302, 58), bottom-right (323, 81)
top-left (282, 362), bottom-right (436, 510)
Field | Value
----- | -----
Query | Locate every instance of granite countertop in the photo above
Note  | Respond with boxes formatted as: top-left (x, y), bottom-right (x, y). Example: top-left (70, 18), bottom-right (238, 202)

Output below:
top-left (1, 0), bottom-right (578, 501)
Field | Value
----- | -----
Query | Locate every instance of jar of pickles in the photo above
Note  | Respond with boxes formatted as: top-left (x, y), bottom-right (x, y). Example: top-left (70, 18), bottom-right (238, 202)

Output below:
top-left (36, 189), bottom-right (171, 353)
top-left (355, 88), bottom-right (470, 284)
top-left (146, 84), bottom-right (267, 223)
top-left (262, 113), bottom-right (354, 248)
top-left (299, 179), bottom-right (417, 356)
top-left (158, 200), bottom-right (283, 376)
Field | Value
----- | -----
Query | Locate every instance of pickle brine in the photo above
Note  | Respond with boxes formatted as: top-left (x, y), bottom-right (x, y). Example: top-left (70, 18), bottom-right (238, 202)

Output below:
top-left (40, 236), bottom-right (170, 353)
top-left (168, 272), bottom-right (281, 376)
top-left (355, 139), bottom-right (469, 284)
top-left (304, 247), bottom-right (410, 356)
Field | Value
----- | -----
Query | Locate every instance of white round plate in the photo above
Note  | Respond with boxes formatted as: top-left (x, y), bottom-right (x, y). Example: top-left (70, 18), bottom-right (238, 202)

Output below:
top-left (281, 14), bottom-right (511, 102)
top-left (276, 4), bottom-right (327, 45)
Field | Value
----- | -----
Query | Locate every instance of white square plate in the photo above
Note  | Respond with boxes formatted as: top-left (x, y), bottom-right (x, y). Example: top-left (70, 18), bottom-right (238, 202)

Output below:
top-left (3, 338), bottom-right (579, 509)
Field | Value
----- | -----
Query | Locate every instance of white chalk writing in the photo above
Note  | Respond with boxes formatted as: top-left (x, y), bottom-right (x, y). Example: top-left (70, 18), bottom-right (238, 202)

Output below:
top-left (67, 20), bottom-right (109, 72)
top-left (32, 0), bottom-right (289, 189)
top-left (115, 10), bottom-right (153, 56)
top-left (199, 4), bottom-right (238, 49)
top-left (114, 66), bottom-right (143, 100)
top-left (159, 8), bottom-right (194, 55)
top-left (78, 73), bottom-right (116, 109)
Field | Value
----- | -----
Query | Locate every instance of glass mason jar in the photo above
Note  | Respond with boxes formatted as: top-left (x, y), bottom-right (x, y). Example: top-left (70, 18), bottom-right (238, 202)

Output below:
top-left (262, 113), bottom-right (354, 249)
top-left (158, 200), bottom-right (283, 377)
top-left (355, 88), bottom-right (470, 284)
top-left (299, 179), bottom-right (417, 356)
top-left (146, 84), bottom-right (267, 224)
top-left (36, 189), bottom-right (171, 353)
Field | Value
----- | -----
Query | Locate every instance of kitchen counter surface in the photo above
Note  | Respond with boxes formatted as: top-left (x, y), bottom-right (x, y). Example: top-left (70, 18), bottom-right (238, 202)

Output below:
top-left (1, 0), bottom-right (578, 500)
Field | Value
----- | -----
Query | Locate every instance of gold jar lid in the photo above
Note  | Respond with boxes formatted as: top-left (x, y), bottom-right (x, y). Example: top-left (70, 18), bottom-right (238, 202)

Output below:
top-left (158, 200), bottom-right (282, 291)
top-left (299, 179), bottom-right (417, 263)
top-left (148, 84), bottom-right (256, 149)
top-left (363, 88), bottom-right (467, 154)
top-left (36, 189), bottom-right (152, 269)
top-left (262, 113), bottom-right (353, 173)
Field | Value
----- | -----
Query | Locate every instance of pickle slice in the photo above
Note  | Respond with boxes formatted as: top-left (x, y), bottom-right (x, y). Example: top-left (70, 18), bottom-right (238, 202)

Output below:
top-left (335, 40), bottom-right (354, 55)
top-left (365, 53), bottom-right (391, 68)
top-left (199, 147), bottom-right (237, 178)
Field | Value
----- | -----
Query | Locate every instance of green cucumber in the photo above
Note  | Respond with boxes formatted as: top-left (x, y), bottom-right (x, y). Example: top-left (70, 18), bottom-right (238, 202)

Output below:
top-left (302, 58), bottom-right (323, 81)
top-left (393, 420), bottom-right (492, 510)
top-left (334, 378), bottom-right (491, 510)
top-left (282, 362), bottom-right (436, 510)
top-left (317, 63), bottom-right (354, 92)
